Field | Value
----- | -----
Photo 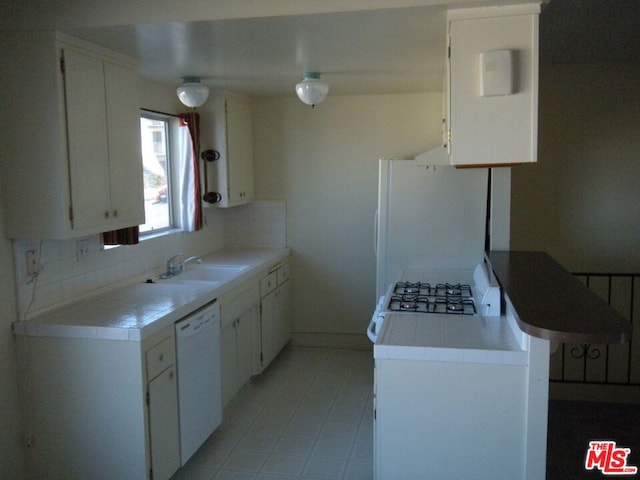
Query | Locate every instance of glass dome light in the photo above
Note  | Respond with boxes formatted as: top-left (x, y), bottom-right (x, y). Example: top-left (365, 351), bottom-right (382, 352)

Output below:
top-left (176, 76), bottom-right (210, 108)
top-left (295, 72), bottom-right (329, 108)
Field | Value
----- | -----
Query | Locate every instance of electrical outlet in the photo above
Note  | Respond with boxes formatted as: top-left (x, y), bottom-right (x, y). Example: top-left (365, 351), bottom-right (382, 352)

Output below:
top-left (26, 250), bottom-right (39, 277)
top-left (76, 239), bottom-right (89, 262)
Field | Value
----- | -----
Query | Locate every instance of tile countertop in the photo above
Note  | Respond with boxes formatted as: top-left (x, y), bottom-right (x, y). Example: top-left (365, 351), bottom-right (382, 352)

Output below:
top-left (374, 312), bottom-right (528, 366)
top-left (12, 248), bottom-right (289, 342)
top-left (488, 250), bottom-right (632, 344)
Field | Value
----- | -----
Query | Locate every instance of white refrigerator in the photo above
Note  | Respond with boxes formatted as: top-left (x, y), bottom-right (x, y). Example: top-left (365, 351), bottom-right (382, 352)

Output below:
top-left (375, 158), bottom-right (490, 298)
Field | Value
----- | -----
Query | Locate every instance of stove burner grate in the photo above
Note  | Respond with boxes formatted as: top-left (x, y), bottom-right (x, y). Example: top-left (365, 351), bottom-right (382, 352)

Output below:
top-left (389, 281), bottom-right (476, 315)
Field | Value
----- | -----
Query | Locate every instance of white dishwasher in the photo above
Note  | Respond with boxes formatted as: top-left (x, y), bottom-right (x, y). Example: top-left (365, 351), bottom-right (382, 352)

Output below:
top-left (174, 300), bottom-right (222, 465)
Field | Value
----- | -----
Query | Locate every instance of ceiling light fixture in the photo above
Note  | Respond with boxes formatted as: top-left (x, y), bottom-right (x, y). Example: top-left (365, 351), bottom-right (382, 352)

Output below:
top-left (295, 72), bottom-right (329, 108)
top-left (176, 76), bottom-right (210, 108)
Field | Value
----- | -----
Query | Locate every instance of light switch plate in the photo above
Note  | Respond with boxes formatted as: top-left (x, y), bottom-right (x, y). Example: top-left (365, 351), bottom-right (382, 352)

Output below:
top-left (76, 239), bottom-right (89, 262)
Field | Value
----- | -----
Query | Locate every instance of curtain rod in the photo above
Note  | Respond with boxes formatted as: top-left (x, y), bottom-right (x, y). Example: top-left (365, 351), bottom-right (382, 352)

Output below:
top-left (141, 108), bottom-right (183, 118)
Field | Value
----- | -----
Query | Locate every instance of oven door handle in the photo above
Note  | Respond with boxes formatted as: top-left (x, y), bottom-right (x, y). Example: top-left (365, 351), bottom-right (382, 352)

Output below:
top-left (367, 311), bottom-right (385, 343)
top-left (368, 295), bottom-right (387, 343)
top-left (367, 316), bottom-right (379, 343)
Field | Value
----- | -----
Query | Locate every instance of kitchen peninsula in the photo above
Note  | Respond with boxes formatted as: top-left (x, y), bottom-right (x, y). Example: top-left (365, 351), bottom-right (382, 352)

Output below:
top-left (488, 250), bottom-right (632, 344)
top-left (373, 251), bottom-right (631, 480)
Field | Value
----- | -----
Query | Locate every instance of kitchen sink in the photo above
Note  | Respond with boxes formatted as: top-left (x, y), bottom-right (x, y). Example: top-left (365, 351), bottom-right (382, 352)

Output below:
top-left (159, 265), bottom-right (246, 285)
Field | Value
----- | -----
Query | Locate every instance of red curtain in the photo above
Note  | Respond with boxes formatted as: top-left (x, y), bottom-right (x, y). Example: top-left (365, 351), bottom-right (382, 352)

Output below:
top-left (180, 111), bottom-right (203, 231)
top-left (102, 226), bottom-right (139, 245)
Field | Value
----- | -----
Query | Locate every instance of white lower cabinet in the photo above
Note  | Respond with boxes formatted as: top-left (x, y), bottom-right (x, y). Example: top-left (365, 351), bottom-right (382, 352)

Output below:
top-left (260, 262), bottom-right (292, 370)
top-left (220, 280), bottom-right (261, 407)
top-left (146, 336), bottom-right (181, 479)
top-left (15, 327), bottom-right (180, 480)
top-left (374, 358), bottom-right (530, 480)
top-left (260, 279), bottom-right (291, 369)
top-left (220, 260), bottom-right (292, 406)
top-left (148, 366), bottom-right (180, 479)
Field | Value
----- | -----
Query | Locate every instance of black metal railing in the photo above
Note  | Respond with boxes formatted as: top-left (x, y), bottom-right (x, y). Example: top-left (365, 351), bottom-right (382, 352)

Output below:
top-left (549, 273), bottom-right (639, 386)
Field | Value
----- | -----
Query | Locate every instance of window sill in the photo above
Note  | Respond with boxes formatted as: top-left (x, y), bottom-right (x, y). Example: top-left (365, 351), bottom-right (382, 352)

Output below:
top-left (140, 228), bottom-right (183, 242)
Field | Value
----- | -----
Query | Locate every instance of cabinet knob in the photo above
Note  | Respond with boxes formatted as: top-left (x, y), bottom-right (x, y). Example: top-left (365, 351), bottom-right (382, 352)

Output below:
top-left (104, 211), bottom-right (110, 218)
top-left (159, 353), bottom-right (164, 362)
top-left (113, 209), bottom-right (118, 217)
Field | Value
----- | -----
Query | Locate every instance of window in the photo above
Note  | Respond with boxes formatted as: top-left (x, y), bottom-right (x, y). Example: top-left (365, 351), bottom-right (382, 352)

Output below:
top-left (140, 115), bottom-right (172, 234)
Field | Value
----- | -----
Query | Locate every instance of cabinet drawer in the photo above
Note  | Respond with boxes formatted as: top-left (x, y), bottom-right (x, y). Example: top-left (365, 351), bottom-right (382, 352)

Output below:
top-left (260, 271), bottom-right (277, 297)
top-left (277, 263), bottom-right (290, 285)
top-left (146, 336), bottom-right (175, 380)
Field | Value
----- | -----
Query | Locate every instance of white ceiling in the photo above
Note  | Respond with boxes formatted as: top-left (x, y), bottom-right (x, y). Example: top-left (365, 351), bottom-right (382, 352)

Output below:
top-left (2, 0), bottom-right (638, 98)
top-left (64, 6), bottom-right (449, 97)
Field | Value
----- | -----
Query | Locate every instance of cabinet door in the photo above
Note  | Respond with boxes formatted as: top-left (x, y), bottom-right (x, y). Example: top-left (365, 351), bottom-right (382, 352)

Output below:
top-left (448, 9), bottom-right (539, 166)
top-left (237, 305), bottom-right (260, 385)
top-left (276, 280), bottom-right (292, 351)
top-left (260, 288), bottom-right (278, 369)
top-left (221, 304), bottom-right (260, 407)
top-left (225, 96), bottom-right (254, 206)
top-left (148, 367), bottom-right (181, 480)
top-left (221, 319), bottom-right (239, 407)
top-left (63, 48), bottom-right (111, 232)
top-left (260, 280), bottom-right (291, 370)
top-left (104, 61), bottom-right (145, 228)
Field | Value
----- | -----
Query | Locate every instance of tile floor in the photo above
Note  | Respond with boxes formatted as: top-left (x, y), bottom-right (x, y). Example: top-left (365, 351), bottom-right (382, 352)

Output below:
top-left (171, 346), bottom-right (374, 480)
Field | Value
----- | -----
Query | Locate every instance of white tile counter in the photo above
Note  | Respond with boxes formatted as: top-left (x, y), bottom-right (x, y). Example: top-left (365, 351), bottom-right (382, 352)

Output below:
top-left (13, 248), bottom-right (289, 341)
top-left (374, 312), bottom-right (528, 365)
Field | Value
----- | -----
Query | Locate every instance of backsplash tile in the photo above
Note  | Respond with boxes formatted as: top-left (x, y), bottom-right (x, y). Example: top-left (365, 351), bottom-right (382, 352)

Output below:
top-left (223, 200), bottom-right (286, 249)
top-left (13, 201), bottom-right (286, 320)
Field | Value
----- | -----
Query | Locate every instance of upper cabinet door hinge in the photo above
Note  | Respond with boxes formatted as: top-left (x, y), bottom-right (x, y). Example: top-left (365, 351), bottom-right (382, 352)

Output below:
top-left (146, 390), bottom-right (150, 407)
top-left (68, 206), bottom-right (74, 222)
top-left (60, 54), bottom-right (65, 74)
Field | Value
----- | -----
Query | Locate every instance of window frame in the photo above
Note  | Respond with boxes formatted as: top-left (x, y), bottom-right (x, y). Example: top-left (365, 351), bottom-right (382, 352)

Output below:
top-left (139, 112), bottom-right (175, 237)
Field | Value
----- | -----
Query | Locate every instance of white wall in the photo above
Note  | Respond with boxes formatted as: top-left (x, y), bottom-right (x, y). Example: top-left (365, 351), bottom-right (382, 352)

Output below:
top-left (511, 63), bottom-right (640, 273)
top-left (253, 93), bottom-right (442, 346)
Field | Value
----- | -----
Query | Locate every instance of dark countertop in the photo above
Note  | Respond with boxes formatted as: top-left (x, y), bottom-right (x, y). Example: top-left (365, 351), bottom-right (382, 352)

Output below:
top-left (488, 251), bottom-right (632, 344)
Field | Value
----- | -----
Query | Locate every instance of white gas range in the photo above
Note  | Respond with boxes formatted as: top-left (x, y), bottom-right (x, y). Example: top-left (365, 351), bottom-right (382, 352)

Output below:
top-left (368, 262), bottom-right (501, 344)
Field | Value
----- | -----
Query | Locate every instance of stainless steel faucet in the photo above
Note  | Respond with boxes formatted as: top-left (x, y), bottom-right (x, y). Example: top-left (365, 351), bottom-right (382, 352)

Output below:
top-left (163, 252), bottom-right (184, 278)
top-left (161, 253), bottom-right (203, 278)
top-left (178, 256), bottom-right (203, 272)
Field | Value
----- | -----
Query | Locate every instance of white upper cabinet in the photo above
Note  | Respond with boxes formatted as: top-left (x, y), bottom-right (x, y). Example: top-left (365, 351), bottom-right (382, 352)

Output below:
top-left (445, 4), bottom-right (540, 166)
top-left (0, 32), bottom-right (144, 238)
top-left (202, 92), bottom-right (254, 208)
